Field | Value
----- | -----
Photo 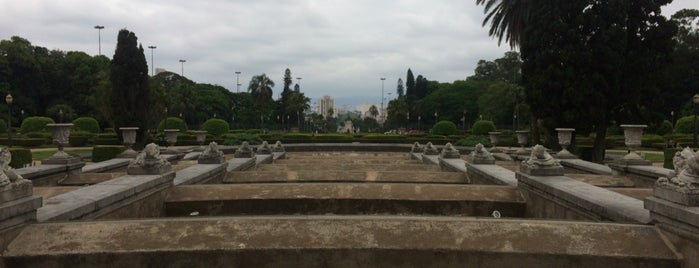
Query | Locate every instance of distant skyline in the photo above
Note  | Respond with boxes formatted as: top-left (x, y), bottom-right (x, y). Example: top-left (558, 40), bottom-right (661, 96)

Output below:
top-left (2, 1), bottom-right (697, 107)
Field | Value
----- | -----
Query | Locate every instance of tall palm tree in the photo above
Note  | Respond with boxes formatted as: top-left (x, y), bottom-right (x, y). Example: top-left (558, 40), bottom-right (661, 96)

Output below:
top-left (476, 0), bottom-right (530, 48)
top-left (368, 105), bottom-right (379, 119)
top-left (286, 91), bottom-right (310, 129)
top-left (248, 74), bottom-right (275, 127)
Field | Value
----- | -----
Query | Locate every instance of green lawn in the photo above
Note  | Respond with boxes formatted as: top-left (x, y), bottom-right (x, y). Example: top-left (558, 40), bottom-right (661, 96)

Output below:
top-left (606, 151), bottom-right (664, 162)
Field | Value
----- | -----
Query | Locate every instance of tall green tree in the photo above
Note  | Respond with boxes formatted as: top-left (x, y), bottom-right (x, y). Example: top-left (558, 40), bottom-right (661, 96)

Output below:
top-left (248, 74), bottom-right (275, 128)
top-left (476, 0), bottom-right (529, 48)
top-left (109, 29), bottom-right (152, 144)
top-left (396, 78), bottom-right (404, 98)
top-left (286, 91), bottom-right (310, 129)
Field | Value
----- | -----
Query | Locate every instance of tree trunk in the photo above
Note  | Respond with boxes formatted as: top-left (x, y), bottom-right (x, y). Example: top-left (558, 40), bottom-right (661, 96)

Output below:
top-left (592, 126), bottom-right (607, 163)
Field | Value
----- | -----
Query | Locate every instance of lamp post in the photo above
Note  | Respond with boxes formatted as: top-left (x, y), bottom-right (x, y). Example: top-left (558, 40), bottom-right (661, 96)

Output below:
top-left (179, 59), bottom-right (186, 76)
top-left (235, 71), bottom-right (241, 93)
top-left (671, 111), bottom-right (675, 126)
top-left (94, 25), bottom-right (104, 56)
top-left (5, 93), bottom-right (12, 147)
top-left (380, 77), bottom-right (386, 125)
top-left (296, 77), bottom-right (302, 88)
top-left (148, 46), bottom-right (156, 76)
top-left (693, 94), bottom-right (699, 148)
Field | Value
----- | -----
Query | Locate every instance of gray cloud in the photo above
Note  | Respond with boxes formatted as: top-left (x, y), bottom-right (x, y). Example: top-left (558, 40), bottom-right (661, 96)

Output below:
top-left (1, 0), bottom-right (697, 106)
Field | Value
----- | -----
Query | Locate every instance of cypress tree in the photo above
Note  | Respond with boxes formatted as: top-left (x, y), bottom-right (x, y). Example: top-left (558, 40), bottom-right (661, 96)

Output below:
top-left (109, 29), bottom-right (152, 145)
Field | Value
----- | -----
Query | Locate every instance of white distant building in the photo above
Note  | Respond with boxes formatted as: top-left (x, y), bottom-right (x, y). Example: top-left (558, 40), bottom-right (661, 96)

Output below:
top-left (357, 103), bottom-right (380, 119)
top-left (317, 96), bottom-right (335, 118)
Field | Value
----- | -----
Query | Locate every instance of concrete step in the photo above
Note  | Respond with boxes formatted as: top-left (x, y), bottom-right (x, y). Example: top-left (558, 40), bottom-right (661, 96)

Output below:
top-left (165, 183), bottom-right (523, 217)
top-left (224, 170), bottom-right (466, 184)
top-left (4, 216), bottom-right (680, 267)
top-left (255, 164), bottom-right (441, 172)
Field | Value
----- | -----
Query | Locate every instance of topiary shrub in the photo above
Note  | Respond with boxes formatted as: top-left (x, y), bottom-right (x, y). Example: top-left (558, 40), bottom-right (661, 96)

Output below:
top-left (94, 132), bottom-right (121, 145)
top-left (454, 135), bottom-right (491, 146)
top-left (432, 120), bottom-right (457, 136)
top-left (9, 148), bottom-right (31, 169)
top-left (20, 116), bottom-right (54, 134)
top-left (92, 145), bottom-right (126, 162)
top-left (0, 119), bottom-right (7, 133)
top-left (675, 116), bottom-right (695, 134)
top-left (471, 120), bottom-right (496, 135)
top-left (157, 117), bottom-right (188, 132)
top-left (201, 118), bottom-right (230, 137)
top-left (656, 120), bottom-right (673, 136)
top-left (72, 117), bottom-right (101, 133)
top-left (69, 131), bottom-right (94, 147)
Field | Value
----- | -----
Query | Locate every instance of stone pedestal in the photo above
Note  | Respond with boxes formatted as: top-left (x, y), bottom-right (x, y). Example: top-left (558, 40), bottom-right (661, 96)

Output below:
top-left (192, 131), bottom-right (207, 152)
top-left (198, 142), bottom-right (225, 164)
top-left (614, 124), bottom-right (651, 166)
top-left (488, 132), bottom-right (501, 153)
top-left (515, 130), bottom-right (530, 155)
top-left (554, 128), bottom-right (577, 159)
top-left (42, 124), bottom-right (81, 165)
top-left (257, 141), bottom-right (272, 155)
top-left (519, 145), bottom-right (564, 176)
top-left (423, 142), bottom-right (439, 156)
top-left (234, 142), bottom-right (255, 158)
top-left (117, 127), bottom-right (139, 158)
top-left (272, 141), bottom-right (285, 153)
top-left (161, 129), bottom-right (180, 154)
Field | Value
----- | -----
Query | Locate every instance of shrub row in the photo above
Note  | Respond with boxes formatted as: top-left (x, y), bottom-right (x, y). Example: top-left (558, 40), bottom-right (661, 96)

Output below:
top-left (92, 146), bottom-right (126, 162)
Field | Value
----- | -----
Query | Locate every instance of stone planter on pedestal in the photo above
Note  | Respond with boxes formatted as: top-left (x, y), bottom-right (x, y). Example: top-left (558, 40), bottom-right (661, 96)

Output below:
top-left (162, 129), bottom-right (180, 154)
top-left (192, 131), bottom-right (207, 152)
top-left (117, 127), bottom-right (139, 158)
top-left (515, 130), bottom-right (530, 155)
top-left (616, 124), bottom-right (651, 166)
top-left (488, 132), bottom-right (502, 153)
top-left (42, 123), bottom-right (81, 165)
top-left (554, 128), bottom-right (577, 159)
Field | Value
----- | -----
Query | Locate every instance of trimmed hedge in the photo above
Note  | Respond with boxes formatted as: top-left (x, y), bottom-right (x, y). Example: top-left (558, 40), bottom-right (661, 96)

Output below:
top-left (201, 119), bottom-right (230, 137)
top-left (20, 116), bottom-right (54, 134)
top-left (157, 117), bottom-right (188, 132)
top-left (72, 117), bottom-right (101, 133)
top-left (92, 146), bottom-right (126, 162)
top-left (432, 121), bottom-right (457, 136)
top-left (222, 133), bottom-right (262, 145)
top-left (454, 136), bottom-right (491, 147)
top-left (471, 120), bottom-right (496, 135)
top-left (664, 148), bottom-right (680, 169)
top-left (675, 116), bottom-right (694, 134)
top-left (9, 148), bottom-right (31, 169)
top-left (94, 133), bottom-right (120, 145)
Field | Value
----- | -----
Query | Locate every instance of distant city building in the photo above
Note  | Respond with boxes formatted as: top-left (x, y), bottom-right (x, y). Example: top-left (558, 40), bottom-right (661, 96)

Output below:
top-left (317, 96), bottom-right (335, 118)
top-left (155, 68), bottom-right (167, 75)
top-left (357, 103), bottom-right (380, 119)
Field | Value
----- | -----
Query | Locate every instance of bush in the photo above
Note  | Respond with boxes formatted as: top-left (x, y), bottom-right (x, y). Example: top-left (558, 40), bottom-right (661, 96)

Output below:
top-left (94, 132), bottom-right (121, 145)
top-left (0, 119), bottom-right (6, 133)
top-left (157, 117), bottom-right (188, 132)
top-left (432, 121), bottom-right (457, 136)
top-left (641, 134), bottom-right (664, 148)
top-left (201, 118), bottom-right (230, 137)
top-left (72, 117), bottom-right (101, 133)
top-left (92, 146), bottom-right (126, 162)
top-left (664, 148), bottom-right (680, 169)
top-left (675, 116), bottom-right (695, 134)
top-left (9, 148), bottom-right (31, 169)
top-left (656, 120), bottom-right (673, 136)
top-left (471, 120), bottom-right (496, 135)
top-left (454, 135), bottom-right (491, 147)
top-left (20, 116), bottom-right (55, 134)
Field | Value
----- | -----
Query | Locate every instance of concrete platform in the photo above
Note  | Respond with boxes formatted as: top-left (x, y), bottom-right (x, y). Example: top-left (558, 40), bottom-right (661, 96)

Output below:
top-left (224, 170), bottom-right (468, 184)
top-left (255, 163), bottom-right (440, 172)
top-left (3, 216), bottom-right (680, 267)
top-left (165, 183), bottom-right (523, 217)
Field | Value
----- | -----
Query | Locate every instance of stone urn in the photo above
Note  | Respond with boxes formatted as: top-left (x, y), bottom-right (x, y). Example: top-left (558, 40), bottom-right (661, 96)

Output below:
top-left (554, 128), bottom-right (576, 159)
top-left (164, 129), bottom-right (179, 147)
top-left (488, 132), bottom-right (501, 153)
top-left (192, 130), bottom-right (207, 151)
top-left (618, 124), bottom-right (651, 165)
top-left (117, 127), bottom-right (139, 158)
top-left (515, 130), bottom-right (529, 155)
top-left (42, 123), bottom-right (80, 164)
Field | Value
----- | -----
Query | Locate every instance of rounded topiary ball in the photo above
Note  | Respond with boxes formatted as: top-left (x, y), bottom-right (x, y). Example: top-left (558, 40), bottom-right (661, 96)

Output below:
top-left (674, 116), bottom-right (694, 134)
top-left (471, 120), bottom-right (496, 135)
top-left (20, 116), bottom-right (55, 134)
top-left (432, 120), bottom-right (457, 136)
top-left (157, 117), bottom-right (188, 132)
top-left (201, 118), bottom-right (230, 137)
top-left (72, 117), bottom-right (101, 133)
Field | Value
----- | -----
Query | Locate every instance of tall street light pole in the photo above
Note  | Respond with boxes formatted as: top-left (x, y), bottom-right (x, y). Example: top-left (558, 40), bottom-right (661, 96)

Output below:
top-left (179, 59), bottom-right (186, 77)
top-left (148, 46), bottom-right (156, 76)
top-left (235, 71), bottom-right (241, 93)
top-left (380, 77), bottom-right (386, 125)
top-left (94, 25), bottom-right (104, 56)
top-left (693, 94), bottom-right (699, 147)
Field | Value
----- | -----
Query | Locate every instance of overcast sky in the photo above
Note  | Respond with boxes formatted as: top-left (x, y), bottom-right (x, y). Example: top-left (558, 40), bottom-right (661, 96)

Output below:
top-left (1, 1), bottom-right (697, 108)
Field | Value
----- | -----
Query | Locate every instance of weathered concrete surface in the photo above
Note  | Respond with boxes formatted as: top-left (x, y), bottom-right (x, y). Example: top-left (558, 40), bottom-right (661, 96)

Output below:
top-left (466, 162), bottom-right (518, 186)
top-left (559, 159), bottom-right (612, 175)
top-left (3, 216), bottom-right (680, 267)
top-left (612, 165), bottom-right (673, 188)
top-left (275, 159), bottom-right (420, 165)
top-left (255, 163), bottom-right (440, 172)
top-left (58, 172), bottom-right (121, 186)
top-left (37, 172), bottom-right (175, 222)
top-left (439, 158), bottom-right (467, 173)
top-left (34, 187), bottom-right (81, 201)
top-left (566, 174), bottom-right (636, 187)
top-left (517, 173), bottom-right (650, 224)
top-left (81, 158), bottom-right (131, 173)
top-left (255, 154), bottom-right (273, 165)
top-left (173, 163), bottom-right (228, 186)
top-left (165, 183), bottom-right (522, 217)
top-left (15, 163), bottom-right (84, 187)
top-left (422, 155), bottom-right (439, 165)
top-left (608, 188), bottom-right (653, 200)
top-left (224, 170), bottom-right (468, 184)
top-left (226, 157), bottom-right (255, 172)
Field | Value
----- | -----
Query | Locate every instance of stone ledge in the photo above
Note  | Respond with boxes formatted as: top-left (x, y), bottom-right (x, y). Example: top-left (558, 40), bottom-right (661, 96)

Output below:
top-left (81, 158), bottom-right (131, 173)
top-left (466, 163), bottom-right (517, 186)
top-left (4, 216), bottom-right (680, 267)
top-left (439, 158), bottom-right (468, 173)
top-left (227, 158), bottom-right (255, 172)
top-left (16, 165), bottom-right (68, 180)
top-left (255, 154), bottom-right (273, 165)
top-left (645, 196), bottom-right (699, 232)
top-left (0, 195), bottom-right (41, 222)
top-left (516, 172), bottom-right (650, 224)
top-left (559, 159), bottom-right (612, 175)
top-left (422, 155), bottom-right (439, 165)
top-left (174, 163), bottom-right (228, 186)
